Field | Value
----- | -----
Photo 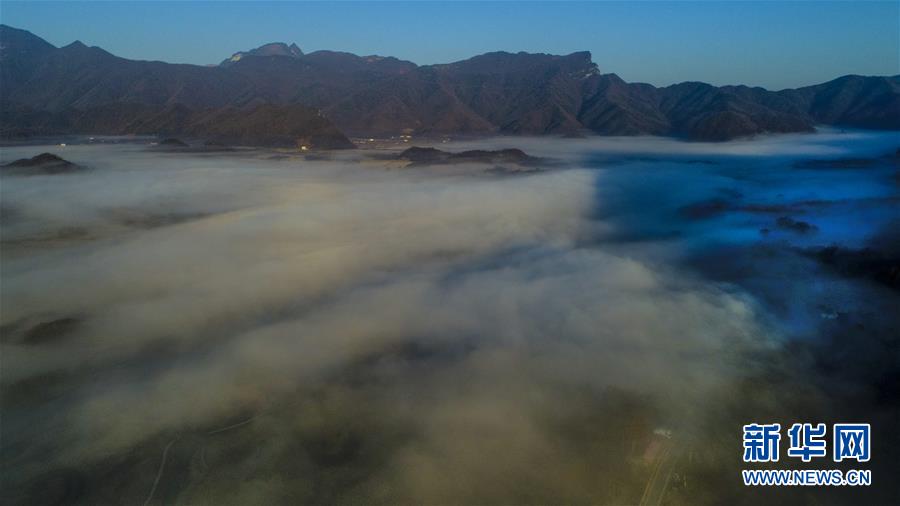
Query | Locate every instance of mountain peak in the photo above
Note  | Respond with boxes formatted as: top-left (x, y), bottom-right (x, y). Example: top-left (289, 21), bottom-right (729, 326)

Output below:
top-left (0, 24), bottom-right (57, 60)
top-left (437, 50), bottom-right (598, 76)
top-left (221, 42), bottom-right (303, 66)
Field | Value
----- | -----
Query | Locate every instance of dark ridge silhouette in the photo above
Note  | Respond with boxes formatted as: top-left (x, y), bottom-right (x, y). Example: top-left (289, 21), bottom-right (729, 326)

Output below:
top-left (21, 317), bottom-right (82, 345)
top-left (2, 153), bottom-right (84, 175)
top-left (1, 25), bottom-right (898, 144)
top-left (397, 146), bottom-right (538, 166)
top-left (158, 138), bottom-right (189, 148)
top-left (775, 216), bottom-right (818, 234)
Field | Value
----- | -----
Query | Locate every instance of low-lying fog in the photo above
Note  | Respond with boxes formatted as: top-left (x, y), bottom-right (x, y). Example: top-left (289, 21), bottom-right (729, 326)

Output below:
top-left (1, 131), bottom-right (898, 505)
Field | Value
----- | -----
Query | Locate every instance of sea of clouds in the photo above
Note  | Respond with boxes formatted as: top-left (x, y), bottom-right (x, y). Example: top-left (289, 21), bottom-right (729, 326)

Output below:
top-left (1, 131), bottom-right (898, 504)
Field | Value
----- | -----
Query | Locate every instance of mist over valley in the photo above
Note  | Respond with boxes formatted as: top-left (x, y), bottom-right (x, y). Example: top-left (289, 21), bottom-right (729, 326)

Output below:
top-left (1, 131), bottom-right (898, 504)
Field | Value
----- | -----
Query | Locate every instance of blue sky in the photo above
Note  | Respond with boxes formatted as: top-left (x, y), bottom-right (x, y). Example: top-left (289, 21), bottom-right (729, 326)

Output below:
top-left (1, 1), bottom-right (897, 90)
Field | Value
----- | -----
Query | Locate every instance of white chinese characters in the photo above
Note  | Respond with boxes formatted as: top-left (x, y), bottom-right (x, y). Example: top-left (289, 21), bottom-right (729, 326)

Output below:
top-left (742, 423), bottom-right (870, 463)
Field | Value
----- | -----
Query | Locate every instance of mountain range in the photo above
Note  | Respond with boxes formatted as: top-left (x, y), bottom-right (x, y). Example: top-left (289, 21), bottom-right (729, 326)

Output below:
top-left (1, 24), bottom-right (898, 147)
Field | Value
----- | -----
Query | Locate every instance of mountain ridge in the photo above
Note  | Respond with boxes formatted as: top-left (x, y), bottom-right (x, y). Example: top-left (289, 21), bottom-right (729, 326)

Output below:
top-left (1, 24), bottom-right (897, 145)
top-left (221, 42), bottom-right (304, 66)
